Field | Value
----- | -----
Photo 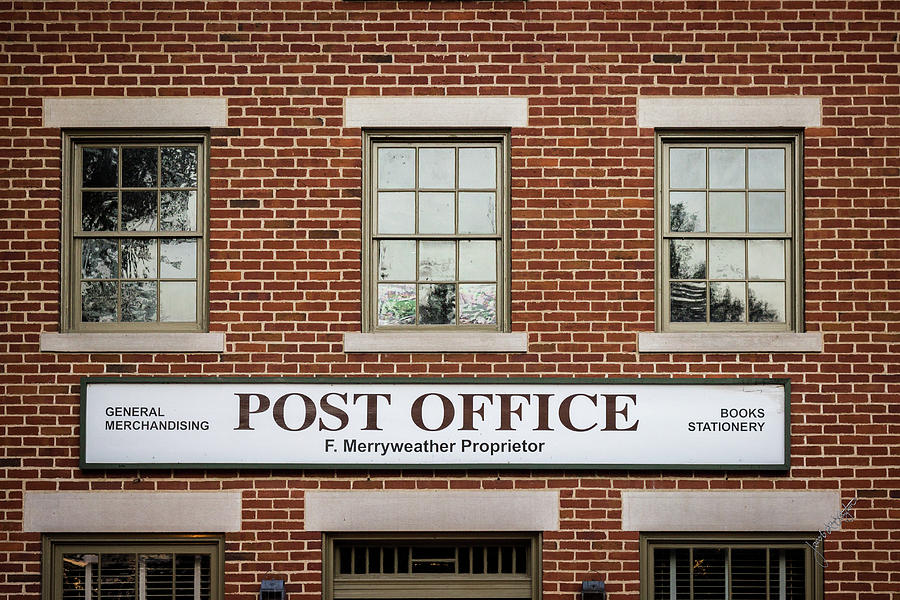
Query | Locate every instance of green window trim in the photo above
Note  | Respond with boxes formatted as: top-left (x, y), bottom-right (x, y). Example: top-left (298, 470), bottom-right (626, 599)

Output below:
top-left (324, 533), bottom-right (541, 600)
top-left (61, 130), bottom-right (210, 333)
top-left (42, 534), bottom-right (224, 600)
top-left (654, 130), bottom-right (804, 333)
top-left (362, 130), bottom-right (512, 333)
top-left (640, 533), bottom-right (823, 600)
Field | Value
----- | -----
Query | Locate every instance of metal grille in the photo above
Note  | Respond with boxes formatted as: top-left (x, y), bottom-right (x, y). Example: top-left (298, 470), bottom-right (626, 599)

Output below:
top-left (336, 542), bottom-right (530, 576)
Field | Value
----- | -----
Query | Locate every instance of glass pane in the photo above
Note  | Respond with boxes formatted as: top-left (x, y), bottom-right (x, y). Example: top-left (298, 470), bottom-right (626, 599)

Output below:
top-left (63, 553), bottom-right (98, 600)
top-left (732, 548), bottom-right (767, 600)
top-left (378, 240), bottom-right (415, 281)
top-left (748, 148), bottom-right (785, 189)
top-left (709, 192), bottom-right (746, 232)
top-left (460, 284), bottom-right (497, 325)
top-left (711, 282), bottom-right (746, 322)
top-left (82, 191), bottom-right (118, 231)
top-left (669, 240), bottom-right (706, 279)
top-left (771, 549), bottom-right (806, 600)
top-left (418, 192), bottom-right (454, 234)
top-left (160, 146), bottom-right (198, 188)
top-left (122, 191), bottom-right (157, 231)
top-left (378, 147), bottom-right (415, 189)
top-left (418, 147), bottom-right (455, 189)
top-left (708, 147), bottom-right (745, 189)
top-left (419, 283), bottom-right (456, 325)
top-left (121, 239), bottom-right (157, 279)
top-left (749, 282), bottom-right (786, 322)
top-left (458, 147), bottom-right (496, 188)
top-left (669, 147), bottom-right (706, 189)
top-left (160, 281), bottom-right (197, 322)
top-left (709, 239), bottom-right (745, 279)
top-left (81, 281), bottom-right (117, 322)
top-left (378, 283), bottom-right (416, 326)
top-left (669, 191), bottom-right (706, 232)
top-left (748, 192), bottom-right (785, 232)
top-left (82, 147), bottom-right (118, 188)
top-left (748, 240), bottom-right (785, 279)
top-left (670, 281), bottom-right (707, 322)
top-left (377, 191), bottom-right (415, 234)
top-left (160, 190), bottom-right (197, 231)
top-left (419, 240), bottom-right (455, 281)
top-left (458, 192), bottom-right (496, 234)
top-left (692, 548), bottom-right (727, 600)
top-left (142, 553), bottom-right (174, 599)
top-left (175, 554), bottom-right (210, 600)
top-left (81, 239), bottom-right (118, 279)
top-left (122, 282), bottom-right (157, 322)
top-left (99, 553), bottom-right (136, 599)
top-left (459, 240), bottom-right (496, 281)
top-left (160, 239), bottom-right (197, 278)
top-left (122, 146), bottom-right (158, 188)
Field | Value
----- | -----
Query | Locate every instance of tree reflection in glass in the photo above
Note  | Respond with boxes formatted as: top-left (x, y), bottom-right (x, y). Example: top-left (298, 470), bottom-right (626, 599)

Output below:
top-left (82, 147), bottom-right (118, 187)
top-left (122, 191), bottom-right (157, 231)
top-left (122, 147), bottom-right (157, 187)
top-left (122, 282), bottom-right (157, 322)
top-left (710, 282), bottom-right (745, 322)
top-left (81, 281), bottom-right (116, 322)
top-left (669, 240), bottom-right (706, 279)
top-left (161, 147), bottom-right (197, 187)
top-left (81, 239), bottom-right (117, 279)
top-left (419, 284), bottom-right (456, 324)
top-left (160, 190), bottom-right (196, 231)
top-left (81, 191), bottom-right (118, 231)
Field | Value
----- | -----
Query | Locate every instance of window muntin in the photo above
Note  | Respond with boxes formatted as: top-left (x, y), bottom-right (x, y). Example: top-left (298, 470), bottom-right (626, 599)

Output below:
top-left (657, 133), bottom-right (802, 332)
top-left (364, 132), bottom-right (510, 331)
top-left (325, 534), bottom-right (539, 600)
top-left (641, 536), bottom-right (821, 600)
top-left (63, 133), bottom-right (208, 332)
top-left (45, 536), bottom-right (222, 600)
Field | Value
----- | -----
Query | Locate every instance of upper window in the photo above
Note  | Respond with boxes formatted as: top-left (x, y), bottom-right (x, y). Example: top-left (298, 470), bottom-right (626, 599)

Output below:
top-left (656, 132), bottom-right (803, 332)
top-left (62, 132), bottom-right (208, 332)
top-left (641, 534), bottom-right (822, 600)
top-left (43, 535), bottom-right (223, 600)
top-left (363, 131), bottom-right (510, 331)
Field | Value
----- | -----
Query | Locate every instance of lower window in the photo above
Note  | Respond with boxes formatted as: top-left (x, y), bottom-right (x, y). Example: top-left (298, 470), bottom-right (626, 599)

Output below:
top-left (641, 535), bottom-right (822, 600)
top-left (324, 534), bottom-right (540, 600)
top-left (43, 535), bottom-right (223, 600)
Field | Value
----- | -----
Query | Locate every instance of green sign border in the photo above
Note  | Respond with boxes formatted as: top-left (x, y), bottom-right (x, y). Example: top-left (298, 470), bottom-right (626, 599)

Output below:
top-left (79, 376), bottom-right (791, 472)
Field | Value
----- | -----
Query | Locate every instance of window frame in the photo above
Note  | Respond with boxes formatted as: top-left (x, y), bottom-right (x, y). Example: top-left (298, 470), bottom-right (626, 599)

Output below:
top-left (640, 533), bottom-right (823, 600)
top-left (61, 129), bottom-right (210, 333)
top-left (361, 129), bottom-right (512, 333)
top-left (654, 130), bottom-right (804, 333)
top-left (323, 533), bottom-right (542, 600)
top-left (41, 533), bottom-right (225, 600)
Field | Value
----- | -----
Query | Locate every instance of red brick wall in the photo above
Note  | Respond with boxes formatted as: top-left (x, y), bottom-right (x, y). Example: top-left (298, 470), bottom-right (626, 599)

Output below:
top-left (1, 1), bottom-right (898, 598)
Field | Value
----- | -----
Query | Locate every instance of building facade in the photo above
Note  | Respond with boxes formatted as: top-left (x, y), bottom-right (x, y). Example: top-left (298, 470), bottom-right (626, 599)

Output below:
top-left (2, 1), bottom-right (898, 599)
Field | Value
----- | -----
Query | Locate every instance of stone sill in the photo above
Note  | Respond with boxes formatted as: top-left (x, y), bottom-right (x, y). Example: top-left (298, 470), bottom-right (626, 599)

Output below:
top-left (343, 331), bottom-right (528, 353)
top-left (637, 332), bottom-right (824, 353)
top-left (40, 332), bottom-right (225, 353)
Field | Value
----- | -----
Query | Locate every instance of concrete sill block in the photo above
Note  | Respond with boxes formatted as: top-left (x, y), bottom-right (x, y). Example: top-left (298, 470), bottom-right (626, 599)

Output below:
top-left (343, 332), bottom-right (529, 353)
top-left (40, 332), bottom-right (226, 353)
top-left (637, 332), bottom-right (824, 354)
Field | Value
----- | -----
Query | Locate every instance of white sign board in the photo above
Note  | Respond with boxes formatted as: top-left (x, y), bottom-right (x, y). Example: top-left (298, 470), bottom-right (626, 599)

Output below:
top-left (81, 378), bottom-right (789, 469)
